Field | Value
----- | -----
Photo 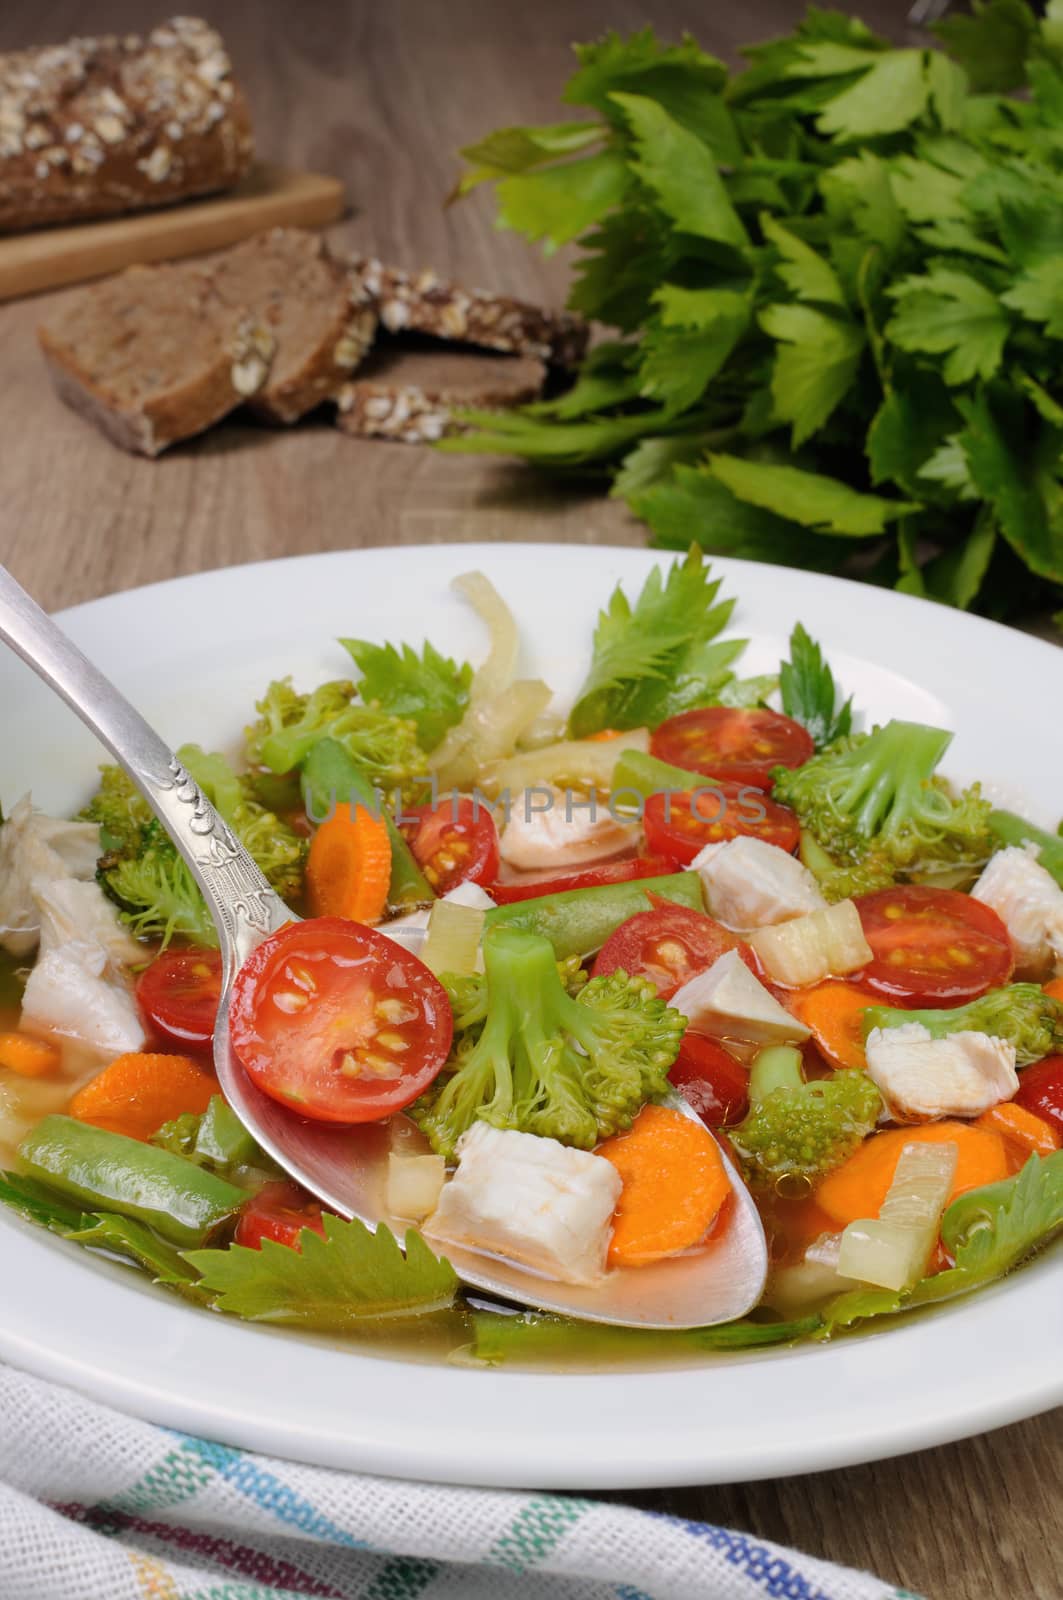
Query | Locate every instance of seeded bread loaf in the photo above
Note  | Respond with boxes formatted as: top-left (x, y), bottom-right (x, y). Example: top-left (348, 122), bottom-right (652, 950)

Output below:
top-left (0, 18), bottom-right (253, 234)
top-left (352, 257), bottom-right (587, 368)
top-left (336, 342), bottom-right (547, 443)
top-left (37, 261), bottom-right (272, 455)
top-left (212, 230), bottom-right (377, 424)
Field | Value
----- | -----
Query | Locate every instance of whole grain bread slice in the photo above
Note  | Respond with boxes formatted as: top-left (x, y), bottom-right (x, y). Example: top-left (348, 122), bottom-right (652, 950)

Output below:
top-left (335, 341), bottom-right (546, 443)
top-left (37, 261), bottom-right (272, 456)
top-left (352, 257), bottom-right (587, 367)
top-left (212, 229), bottom-right (377, 423)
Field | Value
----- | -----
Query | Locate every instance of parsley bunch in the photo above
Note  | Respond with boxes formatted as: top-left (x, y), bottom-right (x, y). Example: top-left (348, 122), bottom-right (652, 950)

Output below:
top-left (445, 5), bottom-right (1063, 616)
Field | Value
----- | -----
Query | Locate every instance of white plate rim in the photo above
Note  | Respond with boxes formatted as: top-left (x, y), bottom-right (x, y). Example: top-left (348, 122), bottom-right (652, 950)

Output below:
top-left (0, 541), bottom-right (1059, 1489)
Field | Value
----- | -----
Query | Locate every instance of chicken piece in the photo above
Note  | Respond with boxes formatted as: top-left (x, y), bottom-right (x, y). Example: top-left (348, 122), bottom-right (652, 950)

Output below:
top-left (33, 877), bottom-right (145, 967)
top-left (423, 1121), bottom-right (622, 1286)
top-left (671, 948), bottom-right (810, 1049)
top-left (971, 846), bottom-right (1063, 978)
top-left (498, 786), bottom-right (638, 871)
top-left (690, 836), bottom-right (826, 930)
top-left (20, 940), bottom-right (146, 1056)
top-left (865, 1022), bottom-right (1018, 1122)
top-left (0, 795), bottom-right (102, 957)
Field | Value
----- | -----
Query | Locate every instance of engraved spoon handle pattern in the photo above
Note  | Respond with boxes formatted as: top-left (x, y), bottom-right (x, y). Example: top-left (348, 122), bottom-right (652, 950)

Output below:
top-left (0, 565), bottom-right (288, 973)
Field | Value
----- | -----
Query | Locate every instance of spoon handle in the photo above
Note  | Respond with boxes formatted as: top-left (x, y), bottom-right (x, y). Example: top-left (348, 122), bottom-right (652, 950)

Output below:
top-left (0, 565), bottom-right (286, 972)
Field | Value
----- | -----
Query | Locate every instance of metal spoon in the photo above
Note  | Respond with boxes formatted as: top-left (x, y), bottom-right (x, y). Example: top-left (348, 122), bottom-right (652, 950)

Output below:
top-left (0, 565), bottom-right (767, 1329)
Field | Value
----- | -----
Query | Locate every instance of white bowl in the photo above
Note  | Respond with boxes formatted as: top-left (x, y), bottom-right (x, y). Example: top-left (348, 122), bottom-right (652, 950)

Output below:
top-left (0, 543), bottom-right (1059, 1488)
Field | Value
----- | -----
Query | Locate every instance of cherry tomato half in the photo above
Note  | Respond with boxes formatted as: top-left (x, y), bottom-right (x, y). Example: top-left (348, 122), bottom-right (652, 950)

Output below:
top-left (229, 917), bottom-right (453, 1123)
top-left (854, 885), bottom-right (1013, 1007)
top-left (235, 1179), bottom-right (329, 1251)
top-left (489, 855), bottom-right (676, 905)
top-left (591, 901), bottom-right (758, 1000)
top-left (650, 707), bottom-right (814, 789)
top-left (669, 1032), bottom-right (750, 1127)
top-left (1014, 1054), bottom-right (1063, 1136)
top-left (136, 948), bottom-right (223, 1050)
top-left (400, 797), bottom-right (500, 895)
top-left (643, 784), bottom-right (800, 863)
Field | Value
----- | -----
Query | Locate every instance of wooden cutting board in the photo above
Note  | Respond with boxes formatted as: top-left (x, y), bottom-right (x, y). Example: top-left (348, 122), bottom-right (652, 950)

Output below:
top-left (0, 164), bottom-right (346, 302)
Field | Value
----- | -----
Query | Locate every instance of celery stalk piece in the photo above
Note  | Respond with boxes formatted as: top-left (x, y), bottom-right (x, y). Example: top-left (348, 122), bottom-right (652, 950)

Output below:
top-left (838, 1139), bottom-right (958, 1291)
top-left (420, 900), bottom-right (485, 977)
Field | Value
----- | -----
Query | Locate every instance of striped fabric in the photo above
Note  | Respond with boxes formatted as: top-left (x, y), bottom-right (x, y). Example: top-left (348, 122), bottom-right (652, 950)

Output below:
top-left (0, 1365), bottom-right (922, 1600)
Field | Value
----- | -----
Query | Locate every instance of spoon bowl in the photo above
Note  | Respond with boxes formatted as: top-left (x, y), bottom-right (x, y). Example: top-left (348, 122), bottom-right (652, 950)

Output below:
top-left (0, 563), bottom-right (768, 1329)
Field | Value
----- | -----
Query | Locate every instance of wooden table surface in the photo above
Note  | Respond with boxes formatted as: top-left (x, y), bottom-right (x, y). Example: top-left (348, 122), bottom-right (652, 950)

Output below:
top-left (0, 3), bottom-right (1059, 1596)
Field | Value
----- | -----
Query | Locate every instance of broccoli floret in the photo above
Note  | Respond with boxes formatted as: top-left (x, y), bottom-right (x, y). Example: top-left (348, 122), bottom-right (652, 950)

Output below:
top-left (244, 677), bottom-right (424, 789)
top-left (81, 754), bottom-right (306, 948)
top-left (412, 927), bottom-right (684, 1157)
top-left (798, 829), bottom-right (896, 903)
top-left (442, 953), bottom-right (587, 1035)
top-left (731, 1046), bottom-right (882, 1188)
top-left (774, 720), bottom-right (993, 891)
top-left (863, 984), bottom-right (1063, 1068)
top-left (80, 763), bottom-right (151, 855)
top-left (178, 744), bottom-right (305, 903)
top-left (102, 818), bottom-right (219, 947)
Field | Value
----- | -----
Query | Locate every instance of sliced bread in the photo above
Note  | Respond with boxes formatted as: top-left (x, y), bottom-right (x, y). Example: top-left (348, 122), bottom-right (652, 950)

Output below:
top-left (37, 261), bottom-right (272, 456)
top-left (335, 341), bottom-right (546, 443)
top-left (352, 257), bottom-right (587, 367)
top-left (212, 229), bottom-right (377, 423)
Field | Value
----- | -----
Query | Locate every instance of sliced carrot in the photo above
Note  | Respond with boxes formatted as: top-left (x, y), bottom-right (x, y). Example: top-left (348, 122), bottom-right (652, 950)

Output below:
top-left (816, 1121), bottom-right (1008, 1227)
top-left (0, 1031), bottom-right (61, 1079)
top-left (976, 1102), bottom-right (1062, 1162)
top-left (586, 729), bottom-right (624, 742)
top-left (596, 1103), bottom-right (731, 1268)
top-left (306, 804), bottom-right (391, 924)
top-left (788, 981), bottom-right (876, 1072)
top-left (1043, 977), bottom-right (1063, 1004)
top-left (68, 1052), bottom-right (219, 1142)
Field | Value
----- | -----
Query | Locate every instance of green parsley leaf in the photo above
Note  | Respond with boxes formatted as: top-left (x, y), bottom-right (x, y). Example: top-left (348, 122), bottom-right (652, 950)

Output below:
top-left (639, 288), bottom-right (751, 415)
top-left (566, 548), bottom-right (740, 736)
top-left (495, 150), bottom-right (630, 253)
top-left (525, 342), bottom-right (642, 420)
top-left (610, 93), bottom-right (748, 250)
top-left (760, 304), bottom-right (865, 446)
top-left (822, 1151), bottom-right (1063, 1333)
top-left (454, 121), bottom-right (603, 197)
top-left (761, 213), bottom-right (846, 307)
top-left (918, 438), bottom-right (979, 500)
top-left (820, 152), bottom-right (906, 253)
top-left (867, 382), bottom-right (962, 499)
top-left (706, 455), bottom-right (918, 536)
top-left (340, 637), bottom-right (472, 753)
top-left (955, 390), bottom-right (1063, 583)
top-left (816, 51), bottom-right (930, 141)
top-left (1001, 258), bottom-right (1063, 337)
top-left (716, 674), bottom-right (781, 709)
top-left (779, 622), bottom-right (852, 747)
top-left (886, 267), bottom-right (1011, 385)
top-left (633, 466), bottom-right (842, 573)
top-left (611, 433), bottom-right (715, 498)
top-left (185, 1215), bottom-right (458, 1328)
top-left (565, 28), bottom-right (728, 113)
top-left (923, 511), bottom-right (998, 608)
top-left (934, 0), bottom-right (1035, 93)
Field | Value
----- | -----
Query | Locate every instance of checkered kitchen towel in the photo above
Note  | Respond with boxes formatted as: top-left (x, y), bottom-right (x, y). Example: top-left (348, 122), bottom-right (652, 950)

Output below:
top-left (0, 1364), bottom-right (922, 1600)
